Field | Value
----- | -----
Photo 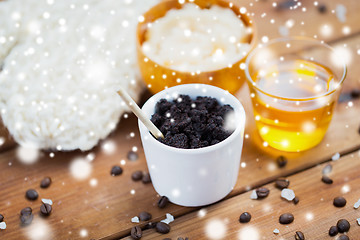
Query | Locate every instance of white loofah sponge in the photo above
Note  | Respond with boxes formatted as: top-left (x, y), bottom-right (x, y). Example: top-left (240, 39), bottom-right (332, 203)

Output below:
top-left (0, 0), bottom-right (159, 151)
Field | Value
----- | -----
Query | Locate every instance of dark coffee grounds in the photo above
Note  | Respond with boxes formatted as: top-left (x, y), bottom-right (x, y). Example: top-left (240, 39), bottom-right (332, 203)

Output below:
top-left (151, 95), bottom-right (234, 149)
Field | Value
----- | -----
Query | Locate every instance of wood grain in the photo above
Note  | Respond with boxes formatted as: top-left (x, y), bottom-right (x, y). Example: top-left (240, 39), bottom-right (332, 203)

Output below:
top-left (0, 0), bottom-right (359, 240)
top-left (135, 151), bottom-right (360, 239)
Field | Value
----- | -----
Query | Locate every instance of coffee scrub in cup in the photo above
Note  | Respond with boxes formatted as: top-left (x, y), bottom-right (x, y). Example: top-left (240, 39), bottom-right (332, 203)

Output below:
top-left (138, 84), bottom-right (246, 207)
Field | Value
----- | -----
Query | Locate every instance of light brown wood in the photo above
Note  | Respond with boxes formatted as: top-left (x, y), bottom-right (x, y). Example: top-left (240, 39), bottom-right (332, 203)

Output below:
top-left (0, 121), bottom-right (15, 152)
top-left (0, 0), bottom-right (359, 239)
top-left (136, 152), bottom-right (360, 239)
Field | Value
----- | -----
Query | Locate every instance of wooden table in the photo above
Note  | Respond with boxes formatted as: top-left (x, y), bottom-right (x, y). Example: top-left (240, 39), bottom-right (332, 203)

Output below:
top-left (1, 0), bottom-right (360, 239)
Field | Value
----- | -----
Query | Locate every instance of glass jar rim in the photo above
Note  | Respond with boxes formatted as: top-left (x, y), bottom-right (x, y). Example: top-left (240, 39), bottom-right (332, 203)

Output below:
top-left (245, 36), bottom-right (347, 101)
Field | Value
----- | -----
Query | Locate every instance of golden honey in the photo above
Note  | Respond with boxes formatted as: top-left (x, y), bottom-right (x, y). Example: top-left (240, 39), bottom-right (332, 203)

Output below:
top-left (250, 59), bottom-right (338, 152)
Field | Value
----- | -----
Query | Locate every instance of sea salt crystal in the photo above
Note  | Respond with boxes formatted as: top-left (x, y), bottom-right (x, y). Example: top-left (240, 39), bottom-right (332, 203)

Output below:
top-left (161, 213), bottom-right (175, 224)
top-left (273, 228), bottom-right (279, 234)
top-left (357, 218), bottom-right (360, 226)
top-left (354, 199), bottom-right (360, 209)
top-left (42, 198), bottom-right (53, 205)
top-left (250, 190), bottom-right (258, 200)
top-left (281, 189), bottom-right (296, 201)
top-left (322, 164), bottom-right (333, 175)
top-left (332, 152), bottom-right (340, 161)
top-left (131, 216), bottom-right (139, 223)
top-left (0, 222), bottom-right (6, 230)
top-left (336, 4), bottom-right (347, 23)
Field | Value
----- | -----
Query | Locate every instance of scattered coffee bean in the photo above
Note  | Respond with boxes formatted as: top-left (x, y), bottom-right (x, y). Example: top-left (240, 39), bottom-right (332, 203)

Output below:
top-left (130, 226), bottom-right (142, 240)
top-left (279, 213), bottom-right (294, 224)
top-left (139, 211), bottom-right (152, 221)
top-left (329, 226), bottom-right (338, 236)
top-left (338, 235), bottom-right (349, 240)
top-left (163, 238), bottom-right (171, 240)
top-left (276, 156), bottom-right (287, 168)
top-left (239, 212), bottom-right (251, 223)
top-left (142, 172), bottom-right (151, 184)
top-left (20, 214), bottom-right (33, 225)
top-left (333, 197), bottom-right (347, 207)
top-left (318, 4), bottom-right (327, 13)
top-left (321, 175), bottom-right (333, 184)
top-left (110, 166), bottom-right (123, 176)
top-left (25, 189), bottom-right (39, 201)
top-left (256, 188), bottom-right (270, 198)
top-left (337, 219), bottom-right (350, 233)
top-left (275, 178), bottom-right (290, 189)
top-left (178, 238), bottom-right (188, 240)
top-left (144, 222), bottom-right (157, 229)
top-left (0, 214), bottom-right (3, 222)
top-left (351, 89), bottom-right (360, 99)
top-left (128, 151), bottom-right (139, 161)
top-left (156, 222), bottom-right (171, 234)
top-left (293, 197), bottom-right (299, 205)
top-left (276, 0), bottom-right (297, 10)
top-left (295, 231), bottom-right (305, 240)
top-left (158, 196), bottom-right (169, 209)
top-left (20, 207), bottom-right (32, 216)
top-left (40, 203), bottom-right (52, 216)
top-left (20, 208), bottom-right (33, 225)
top-left (40, 177), bottom-right (52, 188)
top-left (131, 171), bottom-right (143, 181)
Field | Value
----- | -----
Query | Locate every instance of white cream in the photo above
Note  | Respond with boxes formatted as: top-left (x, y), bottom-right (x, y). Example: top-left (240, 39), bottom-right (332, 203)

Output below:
top-left (142, 3), bottom-right (251, 72)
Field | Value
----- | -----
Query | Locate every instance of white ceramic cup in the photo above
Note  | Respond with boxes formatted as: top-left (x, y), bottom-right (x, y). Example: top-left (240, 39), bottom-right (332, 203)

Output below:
top-left (138, 84), bottom-right (246, 207)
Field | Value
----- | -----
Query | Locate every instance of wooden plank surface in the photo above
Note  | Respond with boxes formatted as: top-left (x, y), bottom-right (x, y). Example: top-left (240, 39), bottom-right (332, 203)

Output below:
top-left (135, 151), bottom-right (360, 239)
top-left (0, 0), bottom-right (359, 239)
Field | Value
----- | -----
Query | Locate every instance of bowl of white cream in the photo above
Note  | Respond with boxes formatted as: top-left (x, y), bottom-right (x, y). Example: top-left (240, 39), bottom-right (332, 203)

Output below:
top-left (136, 0), bottom-right (257, 94)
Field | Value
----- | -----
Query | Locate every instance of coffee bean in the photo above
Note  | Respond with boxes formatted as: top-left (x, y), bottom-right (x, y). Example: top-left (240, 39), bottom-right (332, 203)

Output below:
top-left (328, 226), bottom-right (338, 236)
top-left (127, 151), bottom-right (139, 161)
top-left (142, 173), bottom-right (151, 184)
top-left (144, 222), bottom-right (157, 229)
top-left (275, 178), bottom-right (290, 189)
top-left (293, 197), bottom-right (299, 205)
top-left (318, 4), bottom-right (327, 13)
top-left (20, 207), bottom-right (32, 216)
top-left (25, 189), bottom-right (39, 201)
top-left (158, 196), bottom-right (169, 209)
top-left (20, 212), bottom-right (33, 225)
top-left (130, 226), bottom-right (142, 240)
top-left (279, 213), bottom-right (294, 224)
top-left (40, 203), bottom-right (52, 216)
top-left (131, 171), bottom-right (143, 181)
top-left (321, 176), bottom-right (333, 184)
top-left (256, 188), bottom-right (270, 198)
top-left (177, 238), bottom-right (184, 240)
top-left (0, 214), bottom-right (4, 222)
top-left (295, 231), bottom-right (305, 240)
top-left (110, 166), bottom-right (123, 176)
top-left (337, 219), bottom-right (350, 233)
top-left (333, 197), bottom-right (347, 207)
top-left (276, 156), bottom-right (287, 168)
top-left (338, 235), bottom-right (349, 240)
top-left (239, 212), bottom-right (251, 223)
top-left (139, 211), bottom-right (152, 221)
top-left (351, 89), bottom-right (360, 99)
top-left (156, 222), bottom-right (170, 234)
top-left (163, 238), bottom-right (171, 240)
top-left (40, 177), bottom-right (52, 188)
